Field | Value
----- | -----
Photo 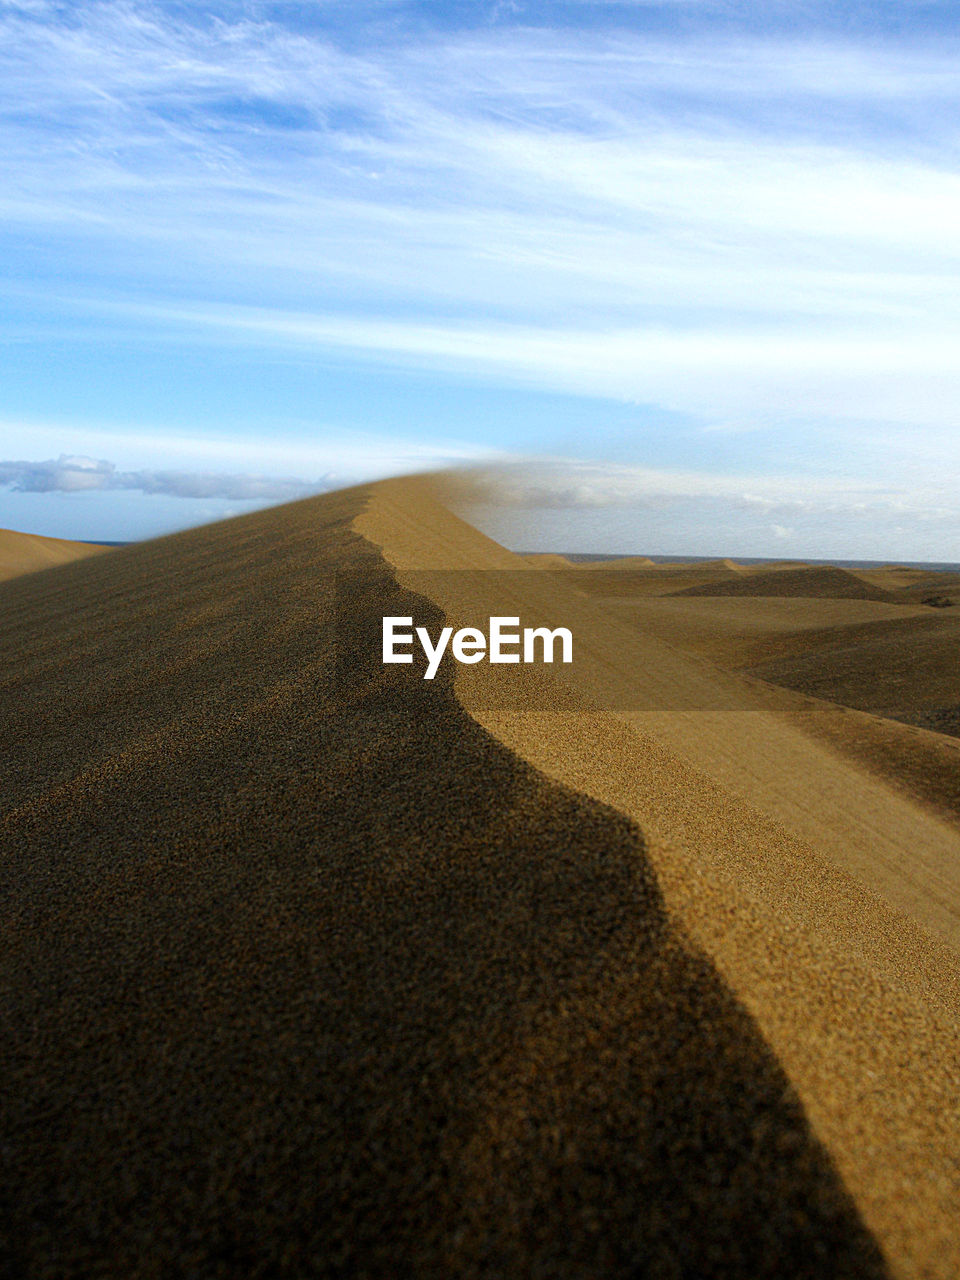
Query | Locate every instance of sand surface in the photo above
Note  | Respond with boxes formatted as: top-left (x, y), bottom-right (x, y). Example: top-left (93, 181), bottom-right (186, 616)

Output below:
top-left (0, 526), bottom-right (110, 581)
top-left (2, 477), bottom-right (959, 1277)
top-left (674, 564), bottom-right (896, 601)
top-left (597, 595), bottom-right (931, 664)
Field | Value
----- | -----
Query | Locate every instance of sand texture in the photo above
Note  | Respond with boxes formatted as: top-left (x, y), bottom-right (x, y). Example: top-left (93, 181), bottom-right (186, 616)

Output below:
top-left (0, 526), bottom-right (110, 582)
top-left (2, 477), bottom-right (960, 1278)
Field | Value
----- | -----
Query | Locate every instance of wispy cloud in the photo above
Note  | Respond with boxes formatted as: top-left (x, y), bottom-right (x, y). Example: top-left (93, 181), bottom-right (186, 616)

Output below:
top-left (3, 5), bottom-right (960, 425)
top-left (76, 297), bottom-right (960, 429)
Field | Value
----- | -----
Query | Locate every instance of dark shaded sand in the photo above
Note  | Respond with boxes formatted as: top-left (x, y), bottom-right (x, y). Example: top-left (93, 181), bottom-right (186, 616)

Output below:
top-left (746, 613), bottom-right (960, 739)
top-left (0, 526), bottom-right (110, 582)
top-left (0, 485), bottom-right (890, 1279)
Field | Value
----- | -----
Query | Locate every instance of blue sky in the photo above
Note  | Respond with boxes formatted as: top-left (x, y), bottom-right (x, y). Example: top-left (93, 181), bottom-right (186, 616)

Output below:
top-left (2, 0), bottom-right (960, 556)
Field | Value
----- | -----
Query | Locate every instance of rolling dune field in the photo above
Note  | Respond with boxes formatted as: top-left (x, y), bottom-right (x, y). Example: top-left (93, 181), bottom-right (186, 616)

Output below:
top-left (2, 478), bottom-right (960, 1278)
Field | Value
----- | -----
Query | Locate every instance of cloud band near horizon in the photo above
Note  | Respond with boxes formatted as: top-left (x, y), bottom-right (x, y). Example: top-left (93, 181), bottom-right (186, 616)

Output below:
top-left (0, 455), bottom-right (332, 502)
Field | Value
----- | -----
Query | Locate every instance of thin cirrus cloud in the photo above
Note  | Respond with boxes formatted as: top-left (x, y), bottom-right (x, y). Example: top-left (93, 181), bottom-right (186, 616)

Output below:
top-left (3, 9), bottom-right (959, 312)
top-left (96, 298), bottom-right (960, 432)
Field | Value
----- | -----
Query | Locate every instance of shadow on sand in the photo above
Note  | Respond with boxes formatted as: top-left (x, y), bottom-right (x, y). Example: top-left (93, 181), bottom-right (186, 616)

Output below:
top-left (0, 506), bottom-right (888, 1278)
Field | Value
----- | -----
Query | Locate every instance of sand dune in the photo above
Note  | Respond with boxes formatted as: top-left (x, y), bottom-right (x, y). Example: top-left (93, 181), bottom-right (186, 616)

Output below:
top-left (852, 567), bottom-right (960, 600)
top-left (675, 564), bottom-right (895, 601)
top-left (747, 611), bottom-right (960, 737)
top-left (693, 556), bottom-right (746, 571)
top-left (573, 565), bottom-right (743, 597)
top-left (747, 559), bottom-right (812, 571)
top-left (0, 525), bottom-right (110, 581)
top-left (573, 553), bottom-right (657, 570)
top-left (2, 477), bottom-right (960, 1277)
top-left (522, 551), bottom-right (575, 568)
top-left (602, 595), bottom-right (930, 665)
top-left (603, 594), bottom-right (960, 820)
top-left (608, 591), bottom-right (960, 744)
top-left (889, 573), bottom-right (960, 605)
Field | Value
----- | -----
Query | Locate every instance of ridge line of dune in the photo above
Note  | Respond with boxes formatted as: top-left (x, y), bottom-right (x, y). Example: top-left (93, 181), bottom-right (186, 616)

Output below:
top-left (351, 474), bottom-right (960, 1277)
top-left (1, 479), bottom-right (900, 1278)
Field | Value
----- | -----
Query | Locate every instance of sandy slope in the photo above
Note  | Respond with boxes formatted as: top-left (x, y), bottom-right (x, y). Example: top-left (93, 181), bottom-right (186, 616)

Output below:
top-left (573, 565), bottom-right (743, 597)
top-left (359, 477), bottom-right (960, 1277)
top-left (746, 613), bottom-right (960, 734)
top-left (598, 595), bottom-right (931, 665)
top-left (571, 553), bottom-right (657, 570)
top-left (853, 567), bottom-right (960, 601)
top-left (675, 564), bottom-right (895, 601)
top-left (587, 593), bottom-right (960, 819)
top-left (567, 558), bottom-right (834, 599)
top-left (0, 525), bottom-right (110, 581)
top-left (596, 593), bottom-right (960, 745)
top-left (2, 476), bottom-right (959, 1277)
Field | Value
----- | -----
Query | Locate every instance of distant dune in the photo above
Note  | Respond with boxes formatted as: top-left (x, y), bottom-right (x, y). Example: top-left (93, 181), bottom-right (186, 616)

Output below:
top-left (574, 553), bottom-right (658, 570)
top-left (747, 611), bottom-right (960, 738)
top-left (2, 477), bottom-right (959, 1278)
top-left (573, 565), bottom-right (744, 597)
top-left (0, 525), bottom-right (110, 581)
top-left (887, 571), bottom-right (960, 605)
top-left (605, 594), bottom-right (932, 665)
top-left (521, 551), bottom-right (575, 568)
top-left (692, 556), bottom-right (746, 571)
top-left (674, 564), bottom-right (895, 601)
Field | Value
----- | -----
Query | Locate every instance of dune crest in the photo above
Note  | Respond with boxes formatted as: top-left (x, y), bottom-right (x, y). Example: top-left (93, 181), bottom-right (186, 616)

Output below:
top-left (358, 476), bottom-right (960, 1277)
top-left (1, 476), bottom-right (958, 1276)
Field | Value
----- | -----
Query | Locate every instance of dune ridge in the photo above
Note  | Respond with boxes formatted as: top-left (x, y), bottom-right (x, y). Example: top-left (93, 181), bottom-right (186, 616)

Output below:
top-left (1, 477), bottom-right (959, 1276)
top-left (359, 477), bottom-right (960, 1276)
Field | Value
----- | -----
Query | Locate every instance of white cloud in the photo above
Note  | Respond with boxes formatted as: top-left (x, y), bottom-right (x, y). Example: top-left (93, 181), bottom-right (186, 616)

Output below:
top-left (453, 458), bottom-right (960, 560)
top-left (0, 454), bottom-right (334, 499)
top-left (453, 458), bottom-right (880, 506)
top-left (451, 456), bottom-right (960, 522)
top-left (73, 298), bottom-right (960, 429)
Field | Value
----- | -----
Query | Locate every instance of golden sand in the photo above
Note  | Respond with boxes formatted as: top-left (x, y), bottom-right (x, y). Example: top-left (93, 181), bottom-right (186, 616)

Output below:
top-left (0, 526), bottom-right (110, 582)
top-left (2, 477), bottom-right (959, 1277)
